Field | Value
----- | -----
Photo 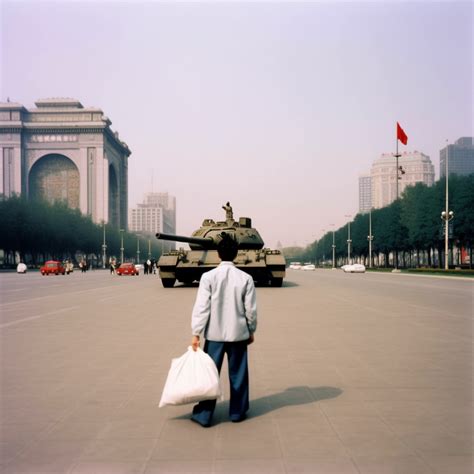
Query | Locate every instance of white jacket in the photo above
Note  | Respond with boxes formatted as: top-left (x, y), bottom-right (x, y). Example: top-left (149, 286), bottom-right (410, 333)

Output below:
top-left (191, 262), bottom-right (257, 342)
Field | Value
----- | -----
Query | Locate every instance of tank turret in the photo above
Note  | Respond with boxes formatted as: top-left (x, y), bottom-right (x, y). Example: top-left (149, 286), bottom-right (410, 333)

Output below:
top-left (156, 203), bottom-right (285, 287)
top-left (156, 210), bottom-right (264, 250)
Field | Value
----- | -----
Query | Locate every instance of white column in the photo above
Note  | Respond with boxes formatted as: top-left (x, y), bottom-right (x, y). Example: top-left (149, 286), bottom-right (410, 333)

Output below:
top-left (78, 147), bottom-right (88, 216)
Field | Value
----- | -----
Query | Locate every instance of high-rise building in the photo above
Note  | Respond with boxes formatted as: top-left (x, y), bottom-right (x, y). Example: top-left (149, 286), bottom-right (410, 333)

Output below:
top-left (371, 151), bottom-right (435, 209)
top-left (129, 192), bottom-right (176, 250)
top-left (358, 174), bottom-right (372, 214)
top-left (440, 137), bottom-right (474, 178)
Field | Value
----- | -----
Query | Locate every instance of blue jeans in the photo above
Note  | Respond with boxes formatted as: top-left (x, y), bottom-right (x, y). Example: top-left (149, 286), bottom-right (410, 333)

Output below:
top-left (191, 339), bottom-right (249, 425)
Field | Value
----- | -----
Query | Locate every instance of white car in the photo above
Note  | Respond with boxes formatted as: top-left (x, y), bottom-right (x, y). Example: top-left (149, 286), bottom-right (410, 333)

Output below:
top-left (341, 264), bottom-right (366, 273)
top-left (302, 264), bottom-right (316, 271)
top-left (289, 262), bottom-right (302, 270)
top-left (16, 263), bottom-right (27, 274)
top-left (135, 264), bottom-right (144, 272)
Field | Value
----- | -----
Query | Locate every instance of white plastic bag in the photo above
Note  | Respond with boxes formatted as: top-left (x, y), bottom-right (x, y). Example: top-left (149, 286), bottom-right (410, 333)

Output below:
top-left (159, 347), bottom-right (223, 408)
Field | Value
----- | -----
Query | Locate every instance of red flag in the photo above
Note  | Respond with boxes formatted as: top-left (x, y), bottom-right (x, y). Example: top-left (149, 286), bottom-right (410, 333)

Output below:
top-left (397, 122), bottom-right (408, 145)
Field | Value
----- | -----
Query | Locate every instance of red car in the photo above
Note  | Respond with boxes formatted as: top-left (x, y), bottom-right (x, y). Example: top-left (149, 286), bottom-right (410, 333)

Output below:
top-left (40, 260), bottom-right (66, 276)
top-left (116, 263), bottom-right (139, 276)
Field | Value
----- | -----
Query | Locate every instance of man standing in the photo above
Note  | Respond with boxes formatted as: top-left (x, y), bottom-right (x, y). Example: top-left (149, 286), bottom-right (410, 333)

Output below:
top-left (191, 233), bottom-right (257, 427)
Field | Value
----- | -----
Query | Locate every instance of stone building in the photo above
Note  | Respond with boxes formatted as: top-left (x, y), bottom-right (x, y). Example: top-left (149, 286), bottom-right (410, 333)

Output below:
top-left (370, 151), bottom-right (435, 209)
top-left (0, 98), bottom-right (131, 229)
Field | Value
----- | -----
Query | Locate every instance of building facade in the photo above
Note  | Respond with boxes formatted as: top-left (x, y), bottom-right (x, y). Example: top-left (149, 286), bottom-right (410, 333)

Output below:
top-left (129, 192), bottom-right (176, 250)
top-left (358, 174), bottom-right (372, 213)
top-left (440, 137), bottom-right (474, 178)
top-left (371, 151), bottom-right (435, 209)
top-left (0, 98), bottom-right (131, 229)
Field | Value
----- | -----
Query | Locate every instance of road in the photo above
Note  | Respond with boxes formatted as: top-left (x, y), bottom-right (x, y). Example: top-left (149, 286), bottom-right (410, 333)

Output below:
top-left (0, 269), bottom-right (472, 473)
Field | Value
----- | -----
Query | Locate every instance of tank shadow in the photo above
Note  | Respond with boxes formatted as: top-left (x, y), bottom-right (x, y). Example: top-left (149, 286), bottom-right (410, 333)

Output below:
top-left (173, 385), bottom-right (342, 425)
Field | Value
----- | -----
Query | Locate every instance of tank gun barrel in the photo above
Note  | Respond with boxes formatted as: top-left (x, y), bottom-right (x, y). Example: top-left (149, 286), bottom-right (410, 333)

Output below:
top-left (156, 232), bottom-right (214, 249)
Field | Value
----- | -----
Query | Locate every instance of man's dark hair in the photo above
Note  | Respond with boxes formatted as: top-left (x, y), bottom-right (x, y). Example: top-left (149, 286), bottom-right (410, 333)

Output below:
top-left (217, 232), bottom-right (238, 261)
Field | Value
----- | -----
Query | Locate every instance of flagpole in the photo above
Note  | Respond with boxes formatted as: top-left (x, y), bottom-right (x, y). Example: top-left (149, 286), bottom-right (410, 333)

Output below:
top-left (393, 124), bottom-right (402, 272)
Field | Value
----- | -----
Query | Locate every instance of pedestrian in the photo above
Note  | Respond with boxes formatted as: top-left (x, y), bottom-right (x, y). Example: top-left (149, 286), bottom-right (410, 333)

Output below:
top-left (190, 232), bottom-right (257, 427)
top-left (143, 260), bottom-right (148, 275)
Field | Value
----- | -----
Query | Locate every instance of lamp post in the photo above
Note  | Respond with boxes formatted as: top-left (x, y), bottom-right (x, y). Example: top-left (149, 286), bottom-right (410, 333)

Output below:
top-left (101, 221), bottom-right (107, 269)
top-left (345, 214), bottom-right (352, 264)
top-left (120, 229), bottom-right (125, 263)
top-left (367, 209), bottom-right (374, 268)
top-left (442, 140), bottom-right (454, 270)
top-left (136, 236), bottom-right (140, 264)
top-left (330, 224), bottom-right (336, 269)
top-left (148, 238), bottom-right (151, 259)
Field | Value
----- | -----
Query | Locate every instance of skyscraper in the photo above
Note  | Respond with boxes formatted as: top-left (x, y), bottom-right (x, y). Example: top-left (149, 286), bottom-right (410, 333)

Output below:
top-left (440, 137), bottom-right (474, 178)
top-left (371, 151), bottom-right (435, 209)
top-left (358, 174), bottom-right (372, 214)
top-left (129, 192), bottom-right (176, 251)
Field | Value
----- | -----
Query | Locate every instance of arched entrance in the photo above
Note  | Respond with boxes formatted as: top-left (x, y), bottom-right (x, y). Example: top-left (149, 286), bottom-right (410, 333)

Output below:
top-left (108, 164), bottom-right (119, 228)
top-left (29, 154), bottom-right (80, 208)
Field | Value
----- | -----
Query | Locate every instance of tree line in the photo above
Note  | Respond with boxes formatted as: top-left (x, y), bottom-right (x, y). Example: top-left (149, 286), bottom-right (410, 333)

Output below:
top-left (0, 195), bottom-right (164, 267)
top-left (295, 174), bottom-right (474, 269)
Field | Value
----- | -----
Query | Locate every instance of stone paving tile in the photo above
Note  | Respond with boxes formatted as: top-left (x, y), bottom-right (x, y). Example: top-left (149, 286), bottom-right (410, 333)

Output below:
top-left (214, 458), bottom-right (286, 473)
top-left (326, 415), bottom-right (393, 436)
top-left (283, 456), bottom-right (359, 473)
top-left (97, 418), bottom-right (165, 440)
top-left (352, 455), bottom-right (434, 473)
top-left (278, 432), bottom-right (349, 458)
top-left (41, 421), bottom-right (107, 441)
top-left (78, 438), bottom-right (156, 463)
top-left (69, 461), bottom-right (145, 474)
top-left (422, 455), bottom-right (474, 474)
top-left (143, 460), bottom-right (213, 473)
top-left (148, 419), bottom-right (217, 461)
top-left (403, 432), bottom-right (473, 456)
top-left (336, 432), bottom-right (416, 457)
top-left (215, 419), bottom-right (281, 460)
top-left (273, 413), bottom-right (336, 437)
top-left (150, 435), bottom-right (216, 462)
top-left (319, 400), bottom-right (379, 418)
top-left (3, 438), bottom-right (93, 473)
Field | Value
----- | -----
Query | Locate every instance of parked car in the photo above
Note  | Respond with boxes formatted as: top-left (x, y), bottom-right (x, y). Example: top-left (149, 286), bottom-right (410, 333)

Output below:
top-left (116, 262), bottom-right (139, 276)
top-left (341, 264), bottom-right (366, 273)
top-left (16, 262), bottom-right (27, 274)
top-left (135, 264), bottom-right (144, 272)
top-left (302, 263), bottom-right (316, 271)
top-left (40, 260), bottom-right (66, 276)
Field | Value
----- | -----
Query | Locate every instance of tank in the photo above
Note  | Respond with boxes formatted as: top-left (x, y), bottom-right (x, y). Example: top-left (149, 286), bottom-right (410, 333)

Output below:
top-left (156, 202), bottom-right (286, 288)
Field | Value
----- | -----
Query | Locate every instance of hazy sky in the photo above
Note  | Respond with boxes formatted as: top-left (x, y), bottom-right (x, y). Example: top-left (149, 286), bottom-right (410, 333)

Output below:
top-left (1, 0), bottom-right (472, 247)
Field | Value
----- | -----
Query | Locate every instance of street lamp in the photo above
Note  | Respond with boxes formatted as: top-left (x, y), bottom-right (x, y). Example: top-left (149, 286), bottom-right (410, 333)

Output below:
top-left (119, 229), bottom-right (125, 263)
top-left (148, 238), bottom-right (151, 259)
top-left (367, 209), bottom-right (374, 268)
top-left (441, 211), bottom-right (454, 269)
top-left (330, 224), bottom-right (336, 269)
top-left (101, 221), bottom-right (107, 269)
top-left (136, 236), bottom-right (140, 264)
top-left (345, 215), bottom-right (352, 264)
top-left (442, 140), bottom-right (454, 270)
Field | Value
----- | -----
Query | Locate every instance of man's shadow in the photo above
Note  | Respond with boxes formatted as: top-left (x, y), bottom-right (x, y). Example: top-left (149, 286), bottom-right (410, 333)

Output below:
top-left (174, 386), bottom-right (342, 424)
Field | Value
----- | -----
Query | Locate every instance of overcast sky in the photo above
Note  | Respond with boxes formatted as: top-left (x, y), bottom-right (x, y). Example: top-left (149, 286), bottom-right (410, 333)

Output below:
top-left (1, 0), bottom-right (472, 247)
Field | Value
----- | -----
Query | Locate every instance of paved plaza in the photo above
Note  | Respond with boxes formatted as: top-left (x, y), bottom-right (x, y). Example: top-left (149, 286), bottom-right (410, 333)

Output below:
top-left (0, 269), bottom-right (472, 473)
